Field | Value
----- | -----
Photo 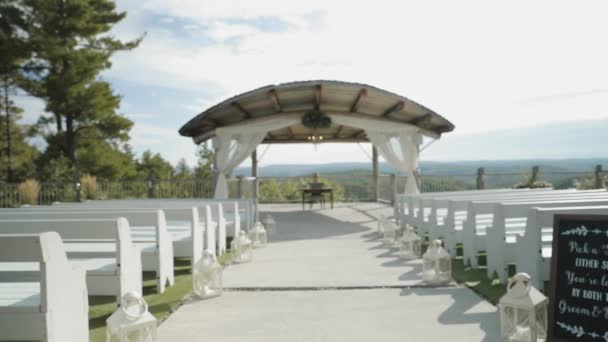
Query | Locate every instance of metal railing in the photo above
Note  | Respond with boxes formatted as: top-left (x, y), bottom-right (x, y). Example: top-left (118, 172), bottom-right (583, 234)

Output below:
top-left (1, 165), bottom-right (605, 207)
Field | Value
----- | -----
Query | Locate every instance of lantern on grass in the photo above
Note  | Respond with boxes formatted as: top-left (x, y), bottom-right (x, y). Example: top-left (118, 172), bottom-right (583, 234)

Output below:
top-left (262, 214), bottom-right (276, 235)
top-left (249, 221), bottom-right (268, 248)
top-left (422, 239), bottom-right (452, 285)
top-left (498, 273), bottom-right (547, 342)
top-left (231, 230), bottom-right (253, 263)
top-left (193, 250), bottom-right (223, 299)
top-left (106, 291), bottom-right (157, 342)
top-left (399, 226), bottom-right (422, 259)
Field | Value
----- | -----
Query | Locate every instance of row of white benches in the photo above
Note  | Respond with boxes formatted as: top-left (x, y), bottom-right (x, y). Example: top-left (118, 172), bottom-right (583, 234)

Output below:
top-left (0, 198), bottom-right (258, 342)
top-left (395, 188), bottom-right (608, 289)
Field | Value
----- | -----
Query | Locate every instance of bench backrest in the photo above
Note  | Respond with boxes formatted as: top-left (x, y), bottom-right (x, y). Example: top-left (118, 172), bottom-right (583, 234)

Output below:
top-left (410, 189), bottom-right (580, 225)
top-left (0, 232), bottom-right (70, 310)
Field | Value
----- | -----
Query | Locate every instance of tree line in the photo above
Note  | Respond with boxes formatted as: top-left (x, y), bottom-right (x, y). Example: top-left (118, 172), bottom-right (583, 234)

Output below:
top-left (0, 0), bottom-right (209, 184)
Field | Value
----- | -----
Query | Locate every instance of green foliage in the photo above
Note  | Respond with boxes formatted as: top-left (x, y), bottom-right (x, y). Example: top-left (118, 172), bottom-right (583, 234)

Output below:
top-left (259, 179), bottom-right (284, 202)
top-left (0, 104), bottom-right (38, 182)
top-left (0, 0), bottom-right (39, 182)
top-left (258, 177), bottom-right (345, 203)
top-left (77, 141), bottom-right (138, 180)
top-left (136, 150), bottom-right (174, 180)
top-left (194, 142), bottom-right (213, 181)
top-left (174, 158), bottom-right (193, 180)
top-left (24, 0), bottom-right (142, 171)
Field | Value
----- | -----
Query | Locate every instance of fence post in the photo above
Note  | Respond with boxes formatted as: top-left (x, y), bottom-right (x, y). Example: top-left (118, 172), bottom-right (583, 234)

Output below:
top-left (147, 175), bottom-right (155, 199)
top-left (476, 167), bottom-right (485, 190)
top-left (237, 176), bottom-right (244, 198)
top-left (530, 165), bottom-right (540, 185)
top-left (372, 146), bottom-right (379, 202)
top-left (74, 175), bottom-right (81, 203)
top-left (389, 174), bottom-right (397, 205)
top-left (594, 164), bottom-right (604, 189)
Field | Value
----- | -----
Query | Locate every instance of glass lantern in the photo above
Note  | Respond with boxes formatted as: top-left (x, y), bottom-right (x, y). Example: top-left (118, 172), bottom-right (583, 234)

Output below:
top-left (422, 239), bottom-right (452, 285)
top-left (193, 250), bottom-right (223, 299)
top-left (377, 214), bottom-right (386, 235)
top-left (498, 273), bottom-right (548, 342)
top-left (249, 221), bottom-right (268, 248)
top-left (231, 230), bottom-right (253, 263)
top-left (399, 226), bottom-right (422, 259)
top-left (262, 214), bottom-right (276, 236)
top-left (106, 291), bottom-right (157, 342)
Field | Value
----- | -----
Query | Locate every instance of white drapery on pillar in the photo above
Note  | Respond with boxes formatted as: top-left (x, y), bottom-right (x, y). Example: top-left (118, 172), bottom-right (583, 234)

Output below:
top-left (212, 116), bottom-right (300, 199)
top-left (366, 131), bottom-right (421, 194)
top-left (331, 114), bottom-right (422, 194)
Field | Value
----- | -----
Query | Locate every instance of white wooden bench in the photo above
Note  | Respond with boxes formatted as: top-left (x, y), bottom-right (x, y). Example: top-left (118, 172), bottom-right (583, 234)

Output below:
top-left (415, 189), bottom-right (572, 246)
top-left (50, 200), bottom-right (241, 256)
top-left (0, 209), bottom-right (175, 293)
top-left (511, 206), bottom-right (608, 289)
top-left (0, 218), bottom-right (142, 302)
top-left (397, 188), bottom-right (553, 230)
top-left (54, 201), bottom-right (234, 255)
top-left (459, 196), bottom-right (608, 271)
top-left (54, 198), bottom-right (254, 233)
top-left (436, 190), bottom-right (607, 253)
top-left (0, 232), bottom-right (89, 341)
top-left (415, 188), bottom-right (579, 236)
top-left (485, 199), bottom-right (608, 283)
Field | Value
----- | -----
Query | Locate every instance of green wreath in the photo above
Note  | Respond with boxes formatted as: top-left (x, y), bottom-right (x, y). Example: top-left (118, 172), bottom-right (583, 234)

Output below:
top-left (302, 109), bottom-right (331, 129)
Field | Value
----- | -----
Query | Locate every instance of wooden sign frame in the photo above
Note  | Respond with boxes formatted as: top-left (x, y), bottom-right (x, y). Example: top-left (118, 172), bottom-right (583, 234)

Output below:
top-left (548, 214), bottom-right (608, 342)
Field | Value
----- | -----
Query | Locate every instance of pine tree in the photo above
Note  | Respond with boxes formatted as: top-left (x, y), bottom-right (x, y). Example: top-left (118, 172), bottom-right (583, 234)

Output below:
top-left (194, 142), bottom-right (214, 181)
top-left (136, 150), bottom-right (174, 181)
top-left (0, 0), bottom-right (38, 182)
top-left (24, 0), bottom-right (142, 175)
top-left (174, 158), bottom-right (193, 180)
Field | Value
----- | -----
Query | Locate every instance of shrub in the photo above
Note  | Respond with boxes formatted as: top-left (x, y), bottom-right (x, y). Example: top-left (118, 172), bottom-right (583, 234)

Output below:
top-left (18, 179), bottom-right (40, 205)
top-left (81, 174), bottom-right (97, 200)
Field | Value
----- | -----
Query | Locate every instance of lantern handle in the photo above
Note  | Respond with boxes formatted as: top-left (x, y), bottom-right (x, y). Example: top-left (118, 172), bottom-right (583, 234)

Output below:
top-left (507, 273), bottom-right (532, 295)
top-left (121, 293), bottom-right (148, 320)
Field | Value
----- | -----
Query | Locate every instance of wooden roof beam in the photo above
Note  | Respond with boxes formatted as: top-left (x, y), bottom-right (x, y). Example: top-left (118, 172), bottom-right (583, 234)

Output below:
top-left (268, 89), bottom-right (282, 112)
top-left (351, 129), bottom-right (366, 139)
top-left (231, 101), bottom-right (252, 119)
top-left (314, 84), bottom-right (322, 110)
top-left (333, 125), bottom-right (344, 138)
top-left (350, 88), bottom-right (367, 112)
top-left (382, 101), bottom-right (405, 118)
top-left (408, 113), bottom-right (432, 125)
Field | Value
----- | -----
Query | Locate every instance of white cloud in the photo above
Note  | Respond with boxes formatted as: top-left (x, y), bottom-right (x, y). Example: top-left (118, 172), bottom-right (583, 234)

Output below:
top-left (130, 123), bottom-right (198, 165)
top-left (205, 21), bottom-right (259, 41)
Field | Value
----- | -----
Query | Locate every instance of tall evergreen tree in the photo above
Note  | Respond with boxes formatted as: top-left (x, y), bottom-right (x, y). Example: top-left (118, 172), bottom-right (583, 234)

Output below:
top-left (174, 158), bottom-right (192, 180)
top-left (0, 0), bottom-right (34, 182)
top-left (25, 0), bottom-right (142, 174)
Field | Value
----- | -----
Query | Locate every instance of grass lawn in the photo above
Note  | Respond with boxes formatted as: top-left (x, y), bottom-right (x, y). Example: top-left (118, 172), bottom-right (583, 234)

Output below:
top-left (417, 239), bottom-right (508, 305)
top-left (89, 252), bottom-right (234, 342)
top-left (451, 257), bottom-right (507, 305)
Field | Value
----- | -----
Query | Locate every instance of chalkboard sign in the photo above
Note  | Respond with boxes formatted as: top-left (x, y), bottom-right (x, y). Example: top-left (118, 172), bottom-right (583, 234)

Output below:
top-left (548, 215), bottom-right (608, 341)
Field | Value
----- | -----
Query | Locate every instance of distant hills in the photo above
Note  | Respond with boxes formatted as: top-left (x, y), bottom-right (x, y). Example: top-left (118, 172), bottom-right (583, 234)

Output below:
top-left (234, 158), bottom-right (608, 177)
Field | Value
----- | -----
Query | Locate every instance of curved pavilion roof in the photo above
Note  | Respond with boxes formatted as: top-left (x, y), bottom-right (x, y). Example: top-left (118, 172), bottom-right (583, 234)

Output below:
top-left (179, 80), bottom-right (455, 144)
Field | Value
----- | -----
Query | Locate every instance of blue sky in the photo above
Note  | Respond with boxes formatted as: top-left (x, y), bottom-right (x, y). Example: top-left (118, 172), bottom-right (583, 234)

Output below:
top-left (17, 0), bottom-right (608, 167)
